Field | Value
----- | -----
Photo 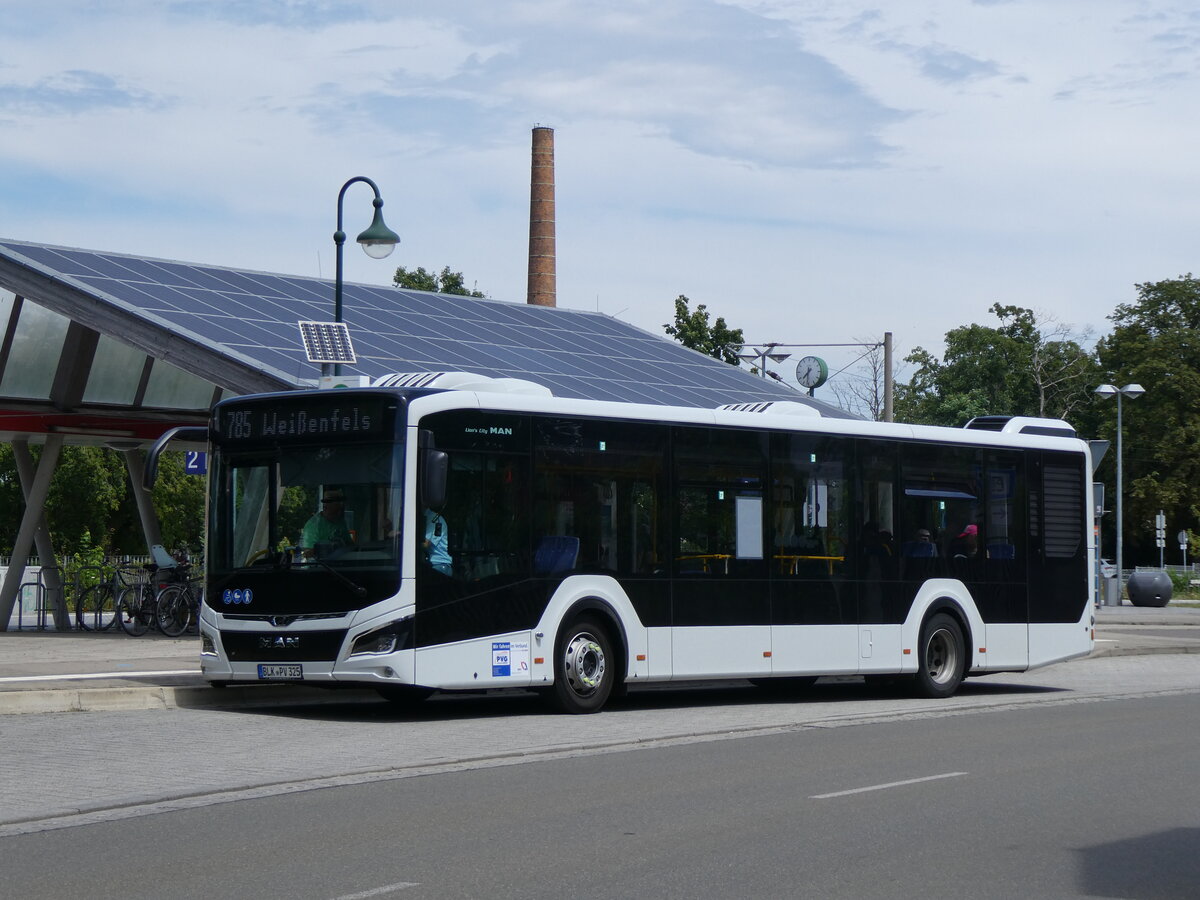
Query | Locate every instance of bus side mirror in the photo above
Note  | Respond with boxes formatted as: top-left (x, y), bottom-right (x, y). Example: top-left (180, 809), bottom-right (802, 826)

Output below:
top-left (422, 449), bottom-right (448, 510)
top-left (418, 429), bottom-right (448, 510)
top-left (143, 426), bottom-right (209, 491)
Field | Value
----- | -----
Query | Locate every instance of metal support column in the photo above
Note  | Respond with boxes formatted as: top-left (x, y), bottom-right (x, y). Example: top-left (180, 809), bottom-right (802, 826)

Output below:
top-left (11, 440), bottom-right (70, 629)
top-left (883, 331), bottom-right (894, 423)
top-left (122, 448), bottom-right (163, 554)
top-left (0, 435), bottom-right (63, 630)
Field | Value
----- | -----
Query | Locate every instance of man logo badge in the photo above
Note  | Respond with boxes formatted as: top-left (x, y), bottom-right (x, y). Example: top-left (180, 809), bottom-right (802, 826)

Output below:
top-left (258, 636), bottom-right (301, 649)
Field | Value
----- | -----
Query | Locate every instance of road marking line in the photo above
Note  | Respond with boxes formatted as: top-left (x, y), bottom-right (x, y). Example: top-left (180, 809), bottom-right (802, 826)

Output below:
top-left (0, 670), bottom-right (198, 683)
top-left (811, 771), bottom-right (968, 799)
top-left (332, 883), bottom-right (420, 899)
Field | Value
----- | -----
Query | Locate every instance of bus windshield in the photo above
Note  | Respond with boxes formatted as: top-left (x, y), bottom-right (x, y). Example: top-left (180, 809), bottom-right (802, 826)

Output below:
top-left (210, 440), bottom-right (404, 576)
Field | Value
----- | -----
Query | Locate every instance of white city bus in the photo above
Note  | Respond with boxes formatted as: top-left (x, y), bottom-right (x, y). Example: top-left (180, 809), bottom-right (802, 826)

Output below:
top-left (149, 372), bottom-right (1095, 713)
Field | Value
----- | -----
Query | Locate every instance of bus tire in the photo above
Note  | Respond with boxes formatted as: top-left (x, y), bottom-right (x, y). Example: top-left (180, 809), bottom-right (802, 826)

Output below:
top-left (551, 617), bottom-right (615, 714)
top-left (913, 612), bottom-right (966, 698)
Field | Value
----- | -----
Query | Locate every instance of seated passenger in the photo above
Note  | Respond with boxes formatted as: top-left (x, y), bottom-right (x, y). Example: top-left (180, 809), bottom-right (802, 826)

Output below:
top-left (423, 508), bottom-right (453, 576)
top-left (950, 524), bottom-right (979, 559)
top-left (902, 528), bottom-right (938, 557)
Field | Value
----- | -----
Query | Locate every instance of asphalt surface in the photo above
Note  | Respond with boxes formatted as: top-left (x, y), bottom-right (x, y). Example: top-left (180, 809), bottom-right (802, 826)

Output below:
top-left (1, 603), bottom-right (1197, 715)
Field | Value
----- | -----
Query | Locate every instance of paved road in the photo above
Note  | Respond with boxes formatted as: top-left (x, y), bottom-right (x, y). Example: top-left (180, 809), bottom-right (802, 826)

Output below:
top-left (2, 650), bottom-right (1198, 832)
top-left (2, 677), bottom-right (1197, 899)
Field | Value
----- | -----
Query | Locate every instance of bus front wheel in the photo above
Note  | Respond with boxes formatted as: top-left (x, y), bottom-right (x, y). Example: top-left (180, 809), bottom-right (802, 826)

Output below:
top-left (913, 612), bottom-right (966, 699)
top-left (551, 617), bottom-right (615, 714)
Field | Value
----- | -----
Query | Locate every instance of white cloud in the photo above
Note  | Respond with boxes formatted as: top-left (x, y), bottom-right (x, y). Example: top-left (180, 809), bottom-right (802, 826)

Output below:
top-left (1, 0), bottom-right (1198, 390)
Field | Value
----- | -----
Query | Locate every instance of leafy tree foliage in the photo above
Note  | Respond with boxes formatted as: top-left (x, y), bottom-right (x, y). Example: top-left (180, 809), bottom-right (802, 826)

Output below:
top-left (151, 451), bottom-right (206, 553)
top-left (0, 445), bottom-right (204, 558)
top-left (44, 446), bottom-right (128, 553)
top-left (394, 265), bottom-right (485, 298)
top-left (663, 295), bottom-right (745, 366)
top-left (1095, 275), bottom-right (1200, 563)
top-left (895, 304), bottom-right (1098, 427)
top-left (0, 444), bottom-right (18, 555)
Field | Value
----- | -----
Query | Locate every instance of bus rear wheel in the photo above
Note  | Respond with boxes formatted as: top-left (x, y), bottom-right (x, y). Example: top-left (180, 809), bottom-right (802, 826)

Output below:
top-left (913, 612), bottom-right (966, 699)
top-left (551, 617), bottom-right (615, 714)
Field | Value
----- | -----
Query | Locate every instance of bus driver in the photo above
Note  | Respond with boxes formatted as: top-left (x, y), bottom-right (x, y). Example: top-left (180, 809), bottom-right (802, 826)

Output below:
top-left (302, 486), bottom-right (354, 556)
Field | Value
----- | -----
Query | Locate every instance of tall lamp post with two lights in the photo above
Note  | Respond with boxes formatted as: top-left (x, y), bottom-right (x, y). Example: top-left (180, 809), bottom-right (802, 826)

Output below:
top-left (737, 343), bottom-right (791, 379)
top-left (331, 176), bottom-right (401, 376)
top-left (1094, 382), bottom-right (1145, 600)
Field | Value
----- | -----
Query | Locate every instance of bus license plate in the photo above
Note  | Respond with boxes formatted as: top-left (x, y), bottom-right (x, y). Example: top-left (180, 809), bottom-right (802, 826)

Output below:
top-left (258, 664), bottom-right (302, 680)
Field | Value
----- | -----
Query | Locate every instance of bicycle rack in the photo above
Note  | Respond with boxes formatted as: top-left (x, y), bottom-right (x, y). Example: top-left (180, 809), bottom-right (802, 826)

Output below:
top-left (14, 565), bottom-right (63, 631)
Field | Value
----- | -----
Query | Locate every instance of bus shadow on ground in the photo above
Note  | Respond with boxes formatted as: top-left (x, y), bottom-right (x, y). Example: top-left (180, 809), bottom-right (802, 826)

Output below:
top-left (223, 674), bottom-right (1066, 724)
top-left (1076, 827), bottom-right (1200, 899)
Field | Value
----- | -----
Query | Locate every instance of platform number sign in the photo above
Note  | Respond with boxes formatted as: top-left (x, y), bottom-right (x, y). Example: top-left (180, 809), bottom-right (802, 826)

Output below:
top-left (185, 451), bottom-right (207, 475)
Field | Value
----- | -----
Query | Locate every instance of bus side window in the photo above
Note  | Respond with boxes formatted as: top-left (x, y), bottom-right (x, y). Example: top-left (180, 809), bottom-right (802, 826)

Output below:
top-left (673, 426), bottom-right (767, 578)
top-left (771, 434), bottom-right (849, 579)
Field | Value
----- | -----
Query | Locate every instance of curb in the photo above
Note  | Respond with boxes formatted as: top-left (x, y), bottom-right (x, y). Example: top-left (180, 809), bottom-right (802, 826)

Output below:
top-left (1088, 642), bottom-right (1200, 659)
top-left (4, 643), bottom-right (1199, 716)
top-left (0, 683), bottom-right (380, 716)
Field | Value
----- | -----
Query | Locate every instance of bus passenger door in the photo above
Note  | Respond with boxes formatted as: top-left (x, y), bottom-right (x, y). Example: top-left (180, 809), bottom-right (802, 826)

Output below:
top-left (671, 427), bottom-right (771, 679)
top-left (857, 441), bottom-right (903, 673)
top-left (769, 433), bottom-right (858, 675)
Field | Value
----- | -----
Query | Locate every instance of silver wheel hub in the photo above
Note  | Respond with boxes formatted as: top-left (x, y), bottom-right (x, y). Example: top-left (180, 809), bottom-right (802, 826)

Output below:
top-left (563, 631), bottom-right (606, 696)
top-left (926, 627), bottom-right (959, 685)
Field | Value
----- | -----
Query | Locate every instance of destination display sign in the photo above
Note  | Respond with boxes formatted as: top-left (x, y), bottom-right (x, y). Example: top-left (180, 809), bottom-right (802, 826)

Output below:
top-left (217, 397), bottom-right (391, 442)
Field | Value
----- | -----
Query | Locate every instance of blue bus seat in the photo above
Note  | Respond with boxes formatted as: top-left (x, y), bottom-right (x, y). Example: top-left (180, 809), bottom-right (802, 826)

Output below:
top-left (534, 536), bottom-right (579, 574)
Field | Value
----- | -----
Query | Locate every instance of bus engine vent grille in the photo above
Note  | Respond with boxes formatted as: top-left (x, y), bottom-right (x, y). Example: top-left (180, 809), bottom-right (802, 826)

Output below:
top-left (373, 371), bottom-right (553, 396)
top-left (717, 401), bottom-right (821, 418)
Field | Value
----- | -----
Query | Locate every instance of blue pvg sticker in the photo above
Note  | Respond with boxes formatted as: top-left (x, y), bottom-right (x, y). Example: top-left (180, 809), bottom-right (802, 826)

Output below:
top-left (492, 642), bottom-right (511, 677)
top-left (222, 588), bottom-right (253, 605)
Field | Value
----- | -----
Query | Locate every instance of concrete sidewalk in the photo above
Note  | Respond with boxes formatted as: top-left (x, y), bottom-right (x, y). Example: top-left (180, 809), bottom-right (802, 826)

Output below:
top-left (1, 603), bottom-right (1197, 715)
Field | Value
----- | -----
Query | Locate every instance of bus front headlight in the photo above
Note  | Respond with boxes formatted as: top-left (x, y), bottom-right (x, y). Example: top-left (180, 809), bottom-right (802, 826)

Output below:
top-left (350, 619), bottom-right (413, 657)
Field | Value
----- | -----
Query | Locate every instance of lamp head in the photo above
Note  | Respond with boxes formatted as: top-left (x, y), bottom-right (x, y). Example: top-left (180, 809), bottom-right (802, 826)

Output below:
top-left (1119, 383), bottom-right (1145, 400)
top-left (356, 198), bottom-right (400, 259)
top-left (1094, 384), bottom-right (1118, 399)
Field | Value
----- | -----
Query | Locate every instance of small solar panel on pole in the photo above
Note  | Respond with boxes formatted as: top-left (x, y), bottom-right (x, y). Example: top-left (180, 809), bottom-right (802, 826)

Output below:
top-left (298, 321), bottom-right (357, 376)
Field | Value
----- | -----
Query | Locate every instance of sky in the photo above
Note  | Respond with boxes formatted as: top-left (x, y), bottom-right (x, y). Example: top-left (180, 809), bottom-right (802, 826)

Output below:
top-left (2, 0), bottom-right (1198, 399)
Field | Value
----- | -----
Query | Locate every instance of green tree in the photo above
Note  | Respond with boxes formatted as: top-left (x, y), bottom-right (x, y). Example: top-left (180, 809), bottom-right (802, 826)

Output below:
top-left (150, 451), bottom-right (206, 553)
top-left (0, 444), bottom-right (19, 556)
top-left (1095, 274), bottom-right (1200, 564)
top-left (44, 446), bottom-right (128, 554)
top-left (394, 265), bottom-right (485, 298)
top-left (895, 304), bottom-right (1098, 427)
top-left (0, 445), bottom-right (206, 559)
top-left (663, 295), bottom-right (745, 366)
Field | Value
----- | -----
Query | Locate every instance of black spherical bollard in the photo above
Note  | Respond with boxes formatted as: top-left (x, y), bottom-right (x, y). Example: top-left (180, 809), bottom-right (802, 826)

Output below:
top-left (1126, 570), bottom-right (1173, 608)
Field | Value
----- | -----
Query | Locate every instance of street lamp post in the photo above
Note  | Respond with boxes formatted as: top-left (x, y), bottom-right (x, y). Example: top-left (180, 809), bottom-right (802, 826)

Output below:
top-left (737, 342), bottom-right (791, 379)
top-left (1095, 383), bottom-right (1145, 601)
top-left (331, 176), bottom-right (401, 376)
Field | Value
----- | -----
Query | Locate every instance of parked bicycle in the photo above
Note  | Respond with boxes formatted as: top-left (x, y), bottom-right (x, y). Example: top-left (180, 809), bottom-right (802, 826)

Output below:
top-left (155, 556), bottom-right (200, 637)
top-left (155, 582), bottom-right (200, 636)
top-left (115, 563), bottom-right (162, 636)
top-left (74, 563), bottom-right (121, 632)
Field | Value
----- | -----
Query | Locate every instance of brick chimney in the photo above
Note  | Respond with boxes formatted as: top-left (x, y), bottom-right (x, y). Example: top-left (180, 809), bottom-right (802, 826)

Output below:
top-left (527, 125), bottom-right (556, 306)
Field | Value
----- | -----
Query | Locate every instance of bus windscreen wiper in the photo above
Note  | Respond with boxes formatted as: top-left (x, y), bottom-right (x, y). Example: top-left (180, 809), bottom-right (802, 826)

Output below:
top-left (301, 557), bottom-right (368, 597)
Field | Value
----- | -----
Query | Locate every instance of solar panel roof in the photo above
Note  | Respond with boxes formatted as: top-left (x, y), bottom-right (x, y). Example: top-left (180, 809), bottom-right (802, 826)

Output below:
top-left (0, 238), bottom-right (856, 418)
